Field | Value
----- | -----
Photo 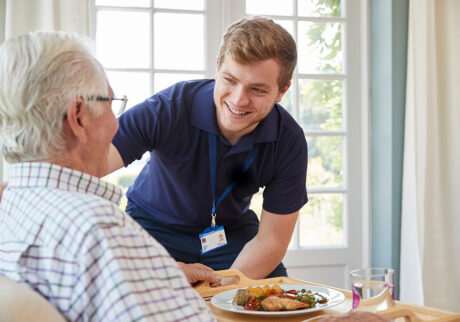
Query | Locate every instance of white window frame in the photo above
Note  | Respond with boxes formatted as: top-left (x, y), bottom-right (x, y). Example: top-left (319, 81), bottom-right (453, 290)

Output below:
top-left (89, 0), bottom-right (242, 95)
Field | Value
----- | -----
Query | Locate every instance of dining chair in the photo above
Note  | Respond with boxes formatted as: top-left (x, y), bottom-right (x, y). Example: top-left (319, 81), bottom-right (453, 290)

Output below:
top-left (0, 274), bottom-right (66, 322)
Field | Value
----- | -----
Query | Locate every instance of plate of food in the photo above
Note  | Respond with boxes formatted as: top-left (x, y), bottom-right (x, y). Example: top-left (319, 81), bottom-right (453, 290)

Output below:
top-left (210, 284), bottom-right (345, 316)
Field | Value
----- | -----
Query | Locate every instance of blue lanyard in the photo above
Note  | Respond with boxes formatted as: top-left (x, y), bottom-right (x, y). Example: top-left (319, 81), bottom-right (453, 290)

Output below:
top-left (208, 133), bottom-right (259, 225)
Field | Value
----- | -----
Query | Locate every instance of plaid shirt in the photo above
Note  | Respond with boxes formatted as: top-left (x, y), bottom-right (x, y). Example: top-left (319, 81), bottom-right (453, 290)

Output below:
top-left (0, 162), bottom-right (215, 322)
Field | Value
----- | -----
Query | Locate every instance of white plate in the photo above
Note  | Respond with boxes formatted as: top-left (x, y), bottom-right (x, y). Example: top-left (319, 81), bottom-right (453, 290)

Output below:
top-left (210, 284), bottom-right (346, 317)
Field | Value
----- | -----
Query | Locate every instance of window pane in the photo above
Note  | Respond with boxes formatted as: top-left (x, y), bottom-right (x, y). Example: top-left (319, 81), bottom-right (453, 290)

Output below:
top-left (246, 0), bottom-right (293, 16)
top-left (155, 0), bottom-right (204, 10)
top-left (280, 87), bottom-right (294, 116)
top-left (103, 158), bottom-right (147, 211)
top-left (154, 13), bottom-right (204, 70)
top-left (299, 193), bottom-right (343, 246)
top-left (106, 71), bottom-right (151, 111)
top-left (96, 0), bottom-right (150, 7)
top-left (154, 73), bottom-right (203, 93)
top-left (298, 0), bottom-right (342, 17)
top-left (249, 192), bottom-right (263, 218)
top-left (298, 22), bottom-right (342, 74)
top-left (274, 19), bottom-right (294, 35)
top-left (306, 136), bottom-right (343, 188)
top-left (96, 10), bottom-right (150, 68)
top-left (299, 79), bottom-right (343, 131)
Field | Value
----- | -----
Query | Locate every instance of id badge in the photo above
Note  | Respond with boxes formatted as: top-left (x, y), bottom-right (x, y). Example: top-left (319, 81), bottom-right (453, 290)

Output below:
top-left (199, 225), bottom-right (227, 254)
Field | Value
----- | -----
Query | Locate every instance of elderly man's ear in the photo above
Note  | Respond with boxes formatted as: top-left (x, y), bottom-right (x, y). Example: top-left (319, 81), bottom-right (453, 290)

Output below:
top-left (0, 182), bottom-right (7, 202)
top-left (64, 98), bottom-right (90, 144)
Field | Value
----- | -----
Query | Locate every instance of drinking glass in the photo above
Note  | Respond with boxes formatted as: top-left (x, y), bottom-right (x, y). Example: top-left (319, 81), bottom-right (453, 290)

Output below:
top-left (350, 267), bottom-right (395, 312)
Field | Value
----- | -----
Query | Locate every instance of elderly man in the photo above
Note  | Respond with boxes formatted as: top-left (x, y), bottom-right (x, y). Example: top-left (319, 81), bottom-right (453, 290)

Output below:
top-left (0, 31), bottom-right (215, 321)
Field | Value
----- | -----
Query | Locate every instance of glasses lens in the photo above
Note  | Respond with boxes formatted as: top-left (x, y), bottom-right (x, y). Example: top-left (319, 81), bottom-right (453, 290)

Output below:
top-left (111, 99), bottom-right (122, 116)
top-left (111, 97), bottom-right (127, 116)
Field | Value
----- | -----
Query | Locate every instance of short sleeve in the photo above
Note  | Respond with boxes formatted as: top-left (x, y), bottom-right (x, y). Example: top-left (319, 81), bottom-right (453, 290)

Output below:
top-left (112, 93), bottom-right (171, 166)
top-left (262, 123), bottom-right (308, 214)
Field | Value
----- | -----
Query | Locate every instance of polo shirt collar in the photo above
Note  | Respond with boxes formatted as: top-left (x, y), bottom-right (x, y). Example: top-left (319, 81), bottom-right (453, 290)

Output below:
top-left (190, 80), bottom-right (279, 152)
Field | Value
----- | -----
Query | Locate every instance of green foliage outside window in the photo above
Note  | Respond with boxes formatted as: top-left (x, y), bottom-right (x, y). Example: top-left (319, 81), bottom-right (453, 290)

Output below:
top-left (117, 174), bottom-right (136, 188)
top-left (302, 0), bottom-right (343, 232)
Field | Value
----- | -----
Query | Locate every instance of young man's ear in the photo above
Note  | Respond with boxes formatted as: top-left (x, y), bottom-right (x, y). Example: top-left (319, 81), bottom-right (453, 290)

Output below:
top-left (215, 58), bottom-right (220, 80)
top-left (275, 82), bottom-right (291, 103)
top-left (65, 98), bottom-right (89, 143)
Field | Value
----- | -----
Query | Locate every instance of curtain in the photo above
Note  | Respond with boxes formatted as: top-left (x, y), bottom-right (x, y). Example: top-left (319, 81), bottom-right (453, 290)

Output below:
top-left (1, 0), bottom-right (90, 181)
top-left (0, 0), bottom-right (4, 41)
top-left (4, 0), bottom-right (89, 38)
top-left (400, 0), bottom-right (460, 312)
top-left (0, 0), bottom-right (4, 182)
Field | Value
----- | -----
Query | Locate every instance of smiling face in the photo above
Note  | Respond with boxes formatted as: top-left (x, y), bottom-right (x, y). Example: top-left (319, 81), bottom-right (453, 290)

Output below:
top-left (213, 55), bottom-right (290, 145)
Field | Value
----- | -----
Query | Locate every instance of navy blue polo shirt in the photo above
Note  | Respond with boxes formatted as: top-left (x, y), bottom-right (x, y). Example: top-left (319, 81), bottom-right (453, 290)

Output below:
top-left (113, 79), bottom-right (308, 233)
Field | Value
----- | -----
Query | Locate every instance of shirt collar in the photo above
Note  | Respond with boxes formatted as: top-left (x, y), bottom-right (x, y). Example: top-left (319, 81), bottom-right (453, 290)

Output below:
top-left (8, 162), bottom-right (122, 205)
top-left (190, 80), bottom-right (279, 148)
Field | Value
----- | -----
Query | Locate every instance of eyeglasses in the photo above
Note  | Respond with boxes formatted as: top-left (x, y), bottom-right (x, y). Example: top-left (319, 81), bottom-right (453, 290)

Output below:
top-left (85, 95), bottom-right (128, 116)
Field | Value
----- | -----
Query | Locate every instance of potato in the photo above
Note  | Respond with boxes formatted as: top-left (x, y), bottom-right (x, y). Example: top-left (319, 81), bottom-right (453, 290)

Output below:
top-left (272, 284), bottom-right (283, 293)
top-left (262, 285), bottom-right (271, 295)
top-left (248, 284), bottom-right (284, 298)
top-left (248, 286), bottom-right (263, 297)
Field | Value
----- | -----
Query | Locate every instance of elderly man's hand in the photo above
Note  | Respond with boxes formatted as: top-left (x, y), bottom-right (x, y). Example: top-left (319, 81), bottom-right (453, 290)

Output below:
top-left (177, 262), bottom-right (222, 285)
top-left (0, 182), bottom-right (7, 202)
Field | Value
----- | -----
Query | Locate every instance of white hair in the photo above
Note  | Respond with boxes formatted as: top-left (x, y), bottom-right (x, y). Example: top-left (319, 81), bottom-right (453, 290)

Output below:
top-left (0, 31), bottom-right (109, 163)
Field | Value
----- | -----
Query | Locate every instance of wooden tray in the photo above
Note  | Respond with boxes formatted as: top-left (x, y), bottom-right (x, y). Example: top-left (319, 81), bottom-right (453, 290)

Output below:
top-left (194, 270), bottom-right (460, 322)
top-left (193, 269), bottom-right (337, 299)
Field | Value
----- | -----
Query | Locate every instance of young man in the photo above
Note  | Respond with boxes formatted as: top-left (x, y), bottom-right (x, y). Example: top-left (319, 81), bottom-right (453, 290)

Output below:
top-left (108, 16), bottom-right (309, 279)
top-left (0, 31), bottom-right (215, 321)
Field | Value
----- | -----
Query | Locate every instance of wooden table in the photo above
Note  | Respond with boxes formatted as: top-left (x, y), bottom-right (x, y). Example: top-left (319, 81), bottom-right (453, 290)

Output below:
top-left (194, 270), bottom-right (460, 322)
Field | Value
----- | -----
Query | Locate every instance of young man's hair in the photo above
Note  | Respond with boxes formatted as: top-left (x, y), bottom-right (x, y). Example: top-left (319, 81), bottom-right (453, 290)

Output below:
top-left (217, 16), bottom-right (297, 90)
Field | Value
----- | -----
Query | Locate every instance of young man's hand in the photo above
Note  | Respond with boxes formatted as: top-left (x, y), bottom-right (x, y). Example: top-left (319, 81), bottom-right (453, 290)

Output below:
top-left (177, 262), bottom-right (222, 285)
